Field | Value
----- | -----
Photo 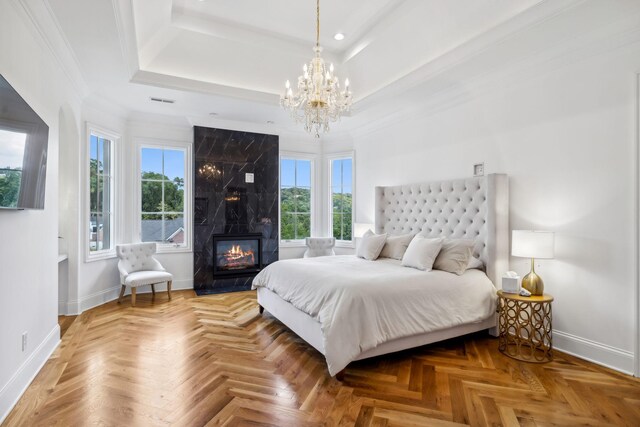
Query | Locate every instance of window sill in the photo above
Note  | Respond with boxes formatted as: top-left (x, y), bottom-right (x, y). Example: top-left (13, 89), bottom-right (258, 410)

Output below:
top-left (280, 241), bottom-right (308, 248)
top-left (156, 245), bottom-right (192, 254)
top-left (85, 250), bottom-right (117, 263)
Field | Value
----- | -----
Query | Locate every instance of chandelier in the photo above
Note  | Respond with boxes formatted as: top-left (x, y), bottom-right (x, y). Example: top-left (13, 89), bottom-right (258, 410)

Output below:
top-left (281, 0), bottom-right (352, 138)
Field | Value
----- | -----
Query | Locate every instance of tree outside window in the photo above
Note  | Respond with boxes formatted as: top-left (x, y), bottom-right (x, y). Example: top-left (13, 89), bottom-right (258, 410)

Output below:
top-left (331, 158), bottom-right (353, 242)
top-left (280, 158), bottom-right (312, 241)
top-left (89, 134), bottom-right (112, 252)
top-left (140, 147), bottom-right (186, 245)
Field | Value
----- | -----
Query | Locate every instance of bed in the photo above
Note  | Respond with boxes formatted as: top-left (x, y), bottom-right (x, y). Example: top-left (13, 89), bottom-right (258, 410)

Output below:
top-left (252, 174), bottom-right (509, 376)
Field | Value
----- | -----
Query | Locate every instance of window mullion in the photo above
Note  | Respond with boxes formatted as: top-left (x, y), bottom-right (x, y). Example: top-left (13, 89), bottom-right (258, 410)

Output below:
top-left (161, 150), bottom-right (166, 241)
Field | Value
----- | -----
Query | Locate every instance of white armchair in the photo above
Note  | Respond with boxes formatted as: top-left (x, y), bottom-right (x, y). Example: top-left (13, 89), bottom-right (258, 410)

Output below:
top-left (303, 237), bottom-right (336, 258)
top-left (116, 243), bottom-right (173, 306)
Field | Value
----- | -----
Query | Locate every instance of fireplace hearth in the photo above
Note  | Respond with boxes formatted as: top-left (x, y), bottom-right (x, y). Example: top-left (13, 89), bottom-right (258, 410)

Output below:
top-left (212, 233), bottom-right (262, 278)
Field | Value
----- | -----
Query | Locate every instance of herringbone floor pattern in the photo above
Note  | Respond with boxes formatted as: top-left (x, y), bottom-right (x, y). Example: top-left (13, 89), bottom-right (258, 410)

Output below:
top-left (3, 290), bottom-right (640, 426)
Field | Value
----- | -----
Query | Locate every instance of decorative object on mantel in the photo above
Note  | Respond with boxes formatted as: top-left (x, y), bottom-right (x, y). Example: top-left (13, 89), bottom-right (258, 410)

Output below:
top-left (511, 230), bottom-right (555, 296)
top-left (280, 0), bottom-right (352, 137)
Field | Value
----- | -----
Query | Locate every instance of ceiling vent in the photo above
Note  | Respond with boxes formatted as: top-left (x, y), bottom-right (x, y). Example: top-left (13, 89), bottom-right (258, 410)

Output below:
top-left (150, 97), bottom-right (175, 104)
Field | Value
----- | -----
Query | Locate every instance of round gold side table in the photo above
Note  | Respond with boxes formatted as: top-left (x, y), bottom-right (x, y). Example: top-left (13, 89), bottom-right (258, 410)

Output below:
top-left (497, 290), bottom-right (553, 363)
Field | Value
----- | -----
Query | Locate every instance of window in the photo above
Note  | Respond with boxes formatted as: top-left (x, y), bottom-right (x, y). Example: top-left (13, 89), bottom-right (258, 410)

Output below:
top-left (330, 157), bottom-right (353, 243)
top-left (87, 129), bottom-right (115, 258)
top-left (140, 147), bottom-right (188, 249)
top-left (280, 157), bottom-right (312, 243)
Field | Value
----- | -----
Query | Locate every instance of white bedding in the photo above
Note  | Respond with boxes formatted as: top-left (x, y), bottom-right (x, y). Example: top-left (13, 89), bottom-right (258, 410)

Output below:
top-left (252, 255), bottom-right (497, 375)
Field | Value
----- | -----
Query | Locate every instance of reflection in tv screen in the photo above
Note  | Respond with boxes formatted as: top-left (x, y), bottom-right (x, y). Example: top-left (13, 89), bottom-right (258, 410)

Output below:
top-left (0, 74), bottom-right (49, 209)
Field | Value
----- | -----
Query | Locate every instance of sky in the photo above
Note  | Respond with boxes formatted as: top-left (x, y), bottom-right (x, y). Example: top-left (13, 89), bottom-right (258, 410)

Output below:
top-left (141, 147), bottom-right (184, 180)
top-left (281, 158), bottom-right (352, 193)
top-left (0, 128), bottom-right (27, 169)
top-left (90, 142), bottom-right (185, 180)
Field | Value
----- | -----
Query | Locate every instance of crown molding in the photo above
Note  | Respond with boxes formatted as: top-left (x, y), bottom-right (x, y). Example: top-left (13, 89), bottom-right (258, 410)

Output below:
top-left (111, 0), bottom-right (140, 80)
top-left (170, 0), bottom-right (402, 60)
top-left (131, 70), bottom-right (279, 105)
top-left (171, 4), bottom-right (339, 60)
top-left (186, 115), bottom-right (319, 144)
top-left (353, 0), bottom-right (585, 107)
top-left (82, 94), bottom-right (129, 122)
top-left (347, 0), bottom-right (640, 139)
top-left (9, 0), bottom-right (89, 100)
top-left (341, 0), bottom-right (408, 64)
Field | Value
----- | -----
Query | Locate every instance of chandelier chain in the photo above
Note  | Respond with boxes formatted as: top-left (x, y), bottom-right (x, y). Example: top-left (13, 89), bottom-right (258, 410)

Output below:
top-left (316, 0), bottom-right (320, 47)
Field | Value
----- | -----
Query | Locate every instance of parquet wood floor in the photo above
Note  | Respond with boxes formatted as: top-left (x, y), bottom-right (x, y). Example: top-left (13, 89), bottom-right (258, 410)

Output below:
top-left (57, 315), bottom-right (77, 338)
top-left (4, 290), bottom-right (640, 426)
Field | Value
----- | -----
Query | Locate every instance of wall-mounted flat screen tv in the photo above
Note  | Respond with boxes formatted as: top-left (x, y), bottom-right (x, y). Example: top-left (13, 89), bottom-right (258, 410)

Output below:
top-left (0, 74), bottom-right (49, 209)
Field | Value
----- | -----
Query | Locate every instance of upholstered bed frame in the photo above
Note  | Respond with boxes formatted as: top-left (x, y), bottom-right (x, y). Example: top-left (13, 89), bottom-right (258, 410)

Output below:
top-left (257, 174), bottom-right (509, 375)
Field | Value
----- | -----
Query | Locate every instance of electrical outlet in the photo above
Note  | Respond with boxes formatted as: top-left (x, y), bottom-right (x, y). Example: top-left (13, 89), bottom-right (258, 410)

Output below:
top-left (473, 162), bottom-right (485, 177)
top-left (245, 173), bottom-right (254, 183)
top-left (22, 332), bottom-right (27, 352)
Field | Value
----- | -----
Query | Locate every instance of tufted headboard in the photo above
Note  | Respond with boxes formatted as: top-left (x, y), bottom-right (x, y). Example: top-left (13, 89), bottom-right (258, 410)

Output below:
top-left (375, 174), bottom-right (509, 288)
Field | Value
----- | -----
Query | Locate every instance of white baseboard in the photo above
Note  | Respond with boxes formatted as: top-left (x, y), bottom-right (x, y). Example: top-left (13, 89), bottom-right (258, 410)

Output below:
top-left (0, 324), bottom-right (60, 424)
top-left (65, 278), bottom-right (193, 315)
top-left (554, 329), bottom-right (635, 375)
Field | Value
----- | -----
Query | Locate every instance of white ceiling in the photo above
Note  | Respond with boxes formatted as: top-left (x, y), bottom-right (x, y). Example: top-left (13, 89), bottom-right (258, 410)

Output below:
top-left (171, 0), bottom-right (401, 53)
top-left (43, 0), bottom-right (604, 133)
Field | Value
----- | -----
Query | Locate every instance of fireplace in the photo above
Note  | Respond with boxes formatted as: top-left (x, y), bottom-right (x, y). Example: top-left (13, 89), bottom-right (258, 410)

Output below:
top-left (212, 233), bottom-right (262, 278)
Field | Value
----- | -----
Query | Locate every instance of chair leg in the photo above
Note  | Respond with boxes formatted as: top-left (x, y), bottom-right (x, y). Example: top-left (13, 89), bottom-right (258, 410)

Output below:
top-left (131, 287), bottom-right (136, 307)
top-left (151, 283), bottom-right (156, 296)
top-left (167, 281), bottom-right (172, 300)
top-left (117, 285), bottom-right (126, 304)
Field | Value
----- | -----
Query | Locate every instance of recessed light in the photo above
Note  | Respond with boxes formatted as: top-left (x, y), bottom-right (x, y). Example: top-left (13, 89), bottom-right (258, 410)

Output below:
top-left (209, 112), bottom-right (218, 116)
top-left (334, 33), bottom-right (345, 41)
top-left (266, 120), bottom-right (275, 124)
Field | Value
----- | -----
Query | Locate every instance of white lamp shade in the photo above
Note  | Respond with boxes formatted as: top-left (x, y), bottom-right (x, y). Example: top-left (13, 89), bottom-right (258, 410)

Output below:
top-left (354, 222), bottom-right (375, 238)
top-left (512, 230), bottom-right (555, 259)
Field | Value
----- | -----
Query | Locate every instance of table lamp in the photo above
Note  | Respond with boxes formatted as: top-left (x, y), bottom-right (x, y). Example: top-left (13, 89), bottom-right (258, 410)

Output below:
top-left (511, 230), bottom-right (554, 295)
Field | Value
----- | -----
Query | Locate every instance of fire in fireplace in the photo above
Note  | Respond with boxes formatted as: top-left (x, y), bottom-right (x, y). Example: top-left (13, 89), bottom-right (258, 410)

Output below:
top-left (212, 233), bottom-right (262, 277)
top-left (219, 244), bottom-right (255, 270)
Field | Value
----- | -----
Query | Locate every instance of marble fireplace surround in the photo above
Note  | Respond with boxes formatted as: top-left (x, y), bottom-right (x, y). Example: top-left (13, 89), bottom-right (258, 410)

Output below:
top-left (193, 126), bottom-right (279, 294)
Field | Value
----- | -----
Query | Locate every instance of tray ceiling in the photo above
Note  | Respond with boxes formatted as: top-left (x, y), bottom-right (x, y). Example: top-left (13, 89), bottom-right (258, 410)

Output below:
top-left (42, 0), bottom-right (577, 131)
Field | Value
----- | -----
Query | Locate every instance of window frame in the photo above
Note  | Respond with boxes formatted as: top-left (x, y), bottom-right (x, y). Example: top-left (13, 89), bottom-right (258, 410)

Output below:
top-left (135, 138), bottom-right (192, 253)
top-left (279, 152), bottom-right (316, 247)
top-left (84, 124), bottom-right (119, 262)
top-left (327, 151), bottom-right (355, 248)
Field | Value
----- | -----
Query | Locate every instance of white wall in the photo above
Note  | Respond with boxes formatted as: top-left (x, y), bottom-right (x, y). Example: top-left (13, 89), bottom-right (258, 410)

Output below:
top-left (0, 0), bottom-right (82, 421)
top-left (352, 41), bottom-right (640, 374)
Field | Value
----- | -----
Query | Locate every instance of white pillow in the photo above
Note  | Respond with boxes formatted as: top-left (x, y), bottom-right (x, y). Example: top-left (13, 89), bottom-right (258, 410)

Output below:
top-left (356, 230), bottom-right (388, 260)
top-left (401, 236), bottom-right (444, 271)
top-left (467, 256), bottom-right (484, 270)
top-left (433, 239), bottom-right (475, 275)
top-left (379, 233), bottom-right (414, 260)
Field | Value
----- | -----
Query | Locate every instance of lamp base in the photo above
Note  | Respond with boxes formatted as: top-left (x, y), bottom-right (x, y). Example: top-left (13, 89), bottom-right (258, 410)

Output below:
top-left (522, 270), bottom-right (544, 296)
